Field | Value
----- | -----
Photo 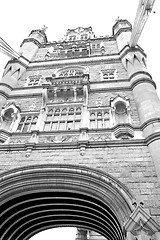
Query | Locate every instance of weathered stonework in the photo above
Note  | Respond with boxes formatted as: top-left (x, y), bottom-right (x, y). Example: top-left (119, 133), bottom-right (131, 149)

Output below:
top-left (0, 21), bottom-right (160, 240)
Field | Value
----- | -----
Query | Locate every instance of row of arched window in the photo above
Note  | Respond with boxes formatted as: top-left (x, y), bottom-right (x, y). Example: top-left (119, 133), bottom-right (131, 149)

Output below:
top-left (44, 107), bottom-right (82, 131)
top-left (16, 103), bottom-right (130, 133)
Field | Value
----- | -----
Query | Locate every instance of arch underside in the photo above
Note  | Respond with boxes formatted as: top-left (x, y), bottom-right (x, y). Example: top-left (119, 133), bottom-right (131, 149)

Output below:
top-left (0, 164), bottom-right (134, 240)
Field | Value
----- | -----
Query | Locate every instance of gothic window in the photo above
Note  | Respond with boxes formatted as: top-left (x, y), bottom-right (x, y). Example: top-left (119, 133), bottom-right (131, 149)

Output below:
top-left (92, 43), bottom-right (100, 49)
top-left (115, 101), bottom-right (128, 124)
top-left (101, 69), bottom-right (116, 80)
top-left (43, 107), bottom-right (82, 131)
top-left (89, 109), bottom-right (110, 129)
top-left (16, 115), bottom-right (38, 132)
top-left (69, 35), bottom-right (76, 41)
top-left (59, 69), bottom-right (84, 78)
top-left (81, 34), bottom-right (88, 40)
top-left (27, 75), bottom-right (41, 86)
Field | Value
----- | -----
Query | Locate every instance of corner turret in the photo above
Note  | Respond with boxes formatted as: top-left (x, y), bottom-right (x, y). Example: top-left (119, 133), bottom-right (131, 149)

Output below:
top-left (20, 27), bottom-right (48, 61)
top-left (113, 19), bottom-right (132, 52)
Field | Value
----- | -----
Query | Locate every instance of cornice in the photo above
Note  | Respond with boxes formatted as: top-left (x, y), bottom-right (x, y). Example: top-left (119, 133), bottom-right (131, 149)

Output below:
top-left (129, 72), bottom-right (156, 90)
top-left (112, 19), bottom-right (132, 32)
top-left (0, 90), bottom-right (9, 99)
top-left (20, 38), bottom-right (41, 48)
top-left (90, 86), bottom-right (131, 92)
top-left (129, 71), bottom-right (152, 81)
top-left (113, 28), bottom-right (132, 38)
top-left (8, 84), bottom-right (131, 99)
top-left (0, 83), bottom-right (13, 91)
top-left (6, 57), bottom-right (30, 68)
top-left (43, 36), bottom-right (116, 48)
top-left (119, 45), bottom-right (146, 59)
top-left (28, 54), bottom-right (121, 69)
top-left (141, 118), bottom-right (160, 131)
top-left (0, 138), bottom-right (146, 151)
top-left (145, 132), bottom-right (160, 145)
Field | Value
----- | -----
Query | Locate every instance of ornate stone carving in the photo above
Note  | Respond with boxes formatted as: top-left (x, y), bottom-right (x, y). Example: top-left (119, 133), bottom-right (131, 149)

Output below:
top-left (110, 95), bottom-right (131, 127)
top-left (9, 136), bottom-right (30, 144)
top-left (89, 134), bottom-right (111, 141)
top-left (59, 69), bottom-right (83, 77)
top-left (1, 102), bottom-right (20, 121)
top-left (29, 102), bottom-right (36, 111)
top-left (124, 205), bottom-right (160, 240)
top-left (39, 134), bottom-right (79, 144)
top-left (114, 125), bottom-right (134, 139)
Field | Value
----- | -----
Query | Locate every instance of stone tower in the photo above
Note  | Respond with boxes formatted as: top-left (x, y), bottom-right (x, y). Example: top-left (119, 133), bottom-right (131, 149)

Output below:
top-left (0, 20), bottom-right (160, 240)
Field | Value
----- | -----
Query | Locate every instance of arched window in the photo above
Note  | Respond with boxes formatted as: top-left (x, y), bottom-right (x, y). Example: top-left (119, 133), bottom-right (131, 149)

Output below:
top-left (58, 69), bottom-right (84, 78)
top-left (89, 109), bottom-right (110, 129)
top-left (43, 107), bottom-right (82, 131)
top-left (27, 75), bottom-right (41, 86)
top-left (17, 115), bottom-right (38, 132)
top-left (115, 101), bottom-right (128, 124)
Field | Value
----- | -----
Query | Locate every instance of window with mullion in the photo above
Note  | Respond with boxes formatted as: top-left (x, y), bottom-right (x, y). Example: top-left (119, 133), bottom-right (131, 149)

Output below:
top-left (17, 115), bottom-right (38, 132)
top-left (89, 110), bottom-right (109, 129)
top-left (44, 107), bottom-right (82, 131)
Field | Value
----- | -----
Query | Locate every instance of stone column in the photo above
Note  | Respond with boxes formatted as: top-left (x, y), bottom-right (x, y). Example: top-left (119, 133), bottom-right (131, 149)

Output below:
top-left (122, 48), bottom-right (160, 181)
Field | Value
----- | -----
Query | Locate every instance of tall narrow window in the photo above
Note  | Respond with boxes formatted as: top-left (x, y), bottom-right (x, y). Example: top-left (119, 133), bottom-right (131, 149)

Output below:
top-left (43, 107), bottom-right (82, 131)
top-left (115, 102), bottom-right (128, 124)
top-left (89, 110), bottom-right (110, 129)
top-left (101, 69), bottom-right (116, 80)
top-left (17, 115), bottom-right (38, 132)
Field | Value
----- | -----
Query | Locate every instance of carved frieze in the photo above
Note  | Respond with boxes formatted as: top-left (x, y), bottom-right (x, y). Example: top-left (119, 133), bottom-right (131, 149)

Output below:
top-left (88, 133), bottom-right (111, 141)
top-left (39, 134), bottom-right (79, 144)
top-left (9, 136), bottom-right (30, 144)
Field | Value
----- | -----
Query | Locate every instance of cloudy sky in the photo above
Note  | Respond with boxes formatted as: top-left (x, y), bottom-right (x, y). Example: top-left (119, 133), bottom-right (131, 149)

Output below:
top-left (0, 0), bottom-right (160, 239)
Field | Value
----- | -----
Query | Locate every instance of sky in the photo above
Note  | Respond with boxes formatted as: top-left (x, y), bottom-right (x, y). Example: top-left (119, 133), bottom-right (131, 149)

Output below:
top-left (0, 0), bottom-right (160, 239)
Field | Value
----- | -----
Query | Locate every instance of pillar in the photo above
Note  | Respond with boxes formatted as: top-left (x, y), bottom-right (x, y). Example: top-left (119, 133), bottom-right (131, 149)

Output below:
top-left (114, 19), bottom-right (160, 181)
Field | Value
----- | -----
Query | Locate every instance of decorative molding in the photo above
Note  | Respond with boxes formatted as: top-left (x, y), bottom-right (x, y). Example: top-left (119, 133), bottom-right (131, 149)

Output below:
top-left (145, 132), bottom-right (160, 145)
top-left (130, 77), bottom-right (156, 90)
top-left (1, 102), bottom-right (21, 121)
top-left (0, 82), bottom-right (13, 91)
top-left (39, 134), bottom-right (79, 144)
top-left (124, 205), bottom-right (160, 239)
top-left (89, 133), bottom-right (111, 142)
top-left (114, 125), bottom-right (134, 139)
top-left (25, 143), bottom-right (35, 158)
top-left (119, 46), bottom-right (146, 61)
top-left (29, 54), bottom-right (120, 68)
top-left (20, 38), bottom-right (42, 48)
top-left (141, 118), bottom-right (160, 131)
top-left (0, 130), bottom-right (11, 143)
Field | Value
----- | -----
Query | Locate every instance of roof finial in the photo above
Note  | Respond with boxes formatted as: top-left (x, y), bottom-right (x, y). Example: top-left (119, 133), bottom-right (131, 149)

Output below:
top-left (115, 16), bottom-right (120, 22)
top-left (42, 25), bottom-right (48, 32)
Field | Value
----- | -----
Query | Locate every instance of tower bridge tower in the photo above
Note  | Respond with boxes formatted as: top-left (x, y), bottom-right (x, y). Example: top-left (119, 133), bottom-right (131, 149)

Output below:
top-left (0, 20), bottom-right (160, 240)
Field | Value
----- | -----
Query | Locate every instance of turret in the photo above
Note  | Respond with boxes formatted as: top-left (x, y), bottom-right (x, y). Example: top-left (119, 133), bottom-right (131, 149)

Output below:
top-left (114, 19), bottom-right (160, 181)
top-left (113, 19), bottom-right (132, 52)
top-left (0, 27), bottom-right (48, 111)
top-left (20, 28), bottom-right (47, 61)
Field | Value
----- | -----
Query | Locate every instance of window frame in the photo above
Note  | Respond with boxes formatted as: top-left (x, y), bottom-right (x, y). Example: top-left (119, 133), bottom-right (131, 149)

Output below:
top-left (43, 106), bottom-right (82, 131)
top-left (89, 109), bottom-right (110, 129)
top-left (16, 115), bottom-right (38, 133)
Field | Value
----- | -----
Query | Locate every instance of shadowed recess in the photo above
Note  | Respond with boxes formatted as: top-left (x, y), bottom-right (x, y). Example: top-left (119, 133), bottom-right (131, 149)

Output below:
top-left (0, 164), bottom-right (134, 240)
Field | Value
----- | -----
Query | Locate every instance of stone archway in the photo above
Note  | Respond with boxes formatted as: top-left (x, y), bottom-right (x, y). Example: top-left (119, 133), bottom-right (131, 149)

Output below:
top-left (0, 164), bottom-right (134, 240)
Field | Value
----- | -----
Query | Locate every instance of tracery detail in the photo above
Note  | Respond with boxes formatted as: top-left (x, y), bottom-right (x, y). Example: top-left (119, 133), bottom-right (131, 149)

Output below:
top-left (43, 107), bottom-right (82, 131)
top-left (17, 115), bottom-right (38, 133)
top-left (89, 109), bottom-right (110, 129)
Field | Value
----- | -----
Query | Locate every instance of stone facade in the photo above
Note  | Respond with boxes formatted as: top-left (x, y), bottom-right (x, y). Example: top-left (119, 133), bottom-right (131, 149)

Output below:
top-left (0, 20), bottom-right (160, 240)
